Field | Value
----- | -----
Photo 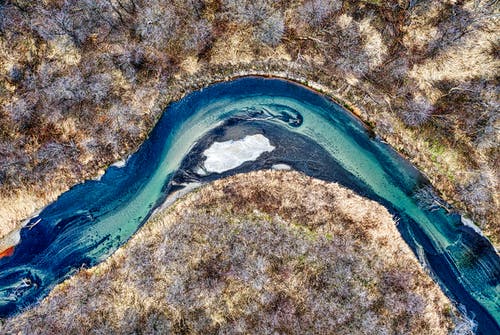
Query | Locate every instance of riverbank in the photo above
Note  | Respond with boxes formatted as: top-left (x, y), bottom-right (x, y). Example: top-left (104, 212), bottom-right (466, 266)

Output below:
top-left (2, 67), bottom-right (498, 250)
top-left (0, 170), bottom-right (463, 334)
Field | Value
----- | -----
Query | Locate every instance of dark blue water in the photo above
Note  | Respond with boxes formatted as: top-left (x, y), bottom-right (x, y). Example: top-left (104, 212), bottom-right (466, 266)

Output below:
top-left (0, 77), bottom-right (498, 334)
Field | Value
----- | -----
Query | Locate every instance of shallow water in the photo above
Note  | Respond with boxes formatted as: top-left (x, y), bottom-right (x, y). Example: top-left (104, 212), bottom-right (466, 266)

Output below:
top-left (0, 77), bottom-right (498, 334)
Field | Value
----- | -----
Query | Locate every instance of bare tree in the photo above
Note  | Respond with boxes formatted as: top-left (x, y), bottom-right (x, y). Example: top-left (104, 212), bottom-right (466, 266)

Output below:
top-left (450, 311), bottom-right (477, 335)
top-left (458, 171), bottom-right (493, 218)
top-left (184, 19), bottom-right (212, 52)
top-left (5, 98), bottom-right (32, 123)
top-left (105, 0), bottom-right (137, 26)
top-left (254, 13), bottom-right (284, 46)
top-left (223, 0), bottom-right (273, 24)
top-left (135, 4), bottom-right (179, 49)
top-left (401, 96), bottom-right (434, 127)
top-left (299, 0), bottom-right (342, 28)
top-left (475, 112), bottom-right (499, 151)
top-left (44, 73), bottom-right (85, 108)
top-left (413, 184), bottom-right (451, 212)
top-left (86, 73), bottom-right (113, 103)
top-left (30, 0), bottom-right (130, 46)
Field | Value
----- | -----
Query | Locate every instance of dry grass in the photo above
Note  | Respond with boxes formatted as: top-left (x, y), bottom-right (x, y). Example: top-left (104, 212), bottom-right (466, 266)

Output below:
top-left (0, 0), bottom-right (498, 243)
top-left (0, 171), bottom-right (458, 334)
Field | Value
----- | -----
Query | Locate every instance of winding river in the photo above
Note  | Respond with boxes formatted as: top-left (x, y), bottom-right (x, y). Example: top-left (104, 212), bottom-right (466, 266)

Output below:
top-left (0, 77), bottom-right (498, 334)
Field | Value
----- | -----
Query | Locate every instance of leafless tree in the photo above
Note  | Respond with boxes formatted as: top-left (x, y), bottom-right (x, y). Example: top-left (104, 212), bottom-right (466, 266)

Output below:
top-left (299, 0), bottom-right (342, 27)
top-left (255, 13), bottom-right (284, 46)
top-left (223, 0), bottom-right (273, 24)
top-left (401, 96), bottom-right (434, 127)
top-left (5, 98), bottom-right (32, 123)
top-left (135, 4), bottom-right (178, 49)
top-left (44, 73), bottom-right (85, 108)
top-left (184, 19), bottom-right (212, 52)
top-left (458, 172), bottom-right (493, 218)
top-left (413, 184), bottom-right (451, 212)
top-left (86, 73), bottom-right (113, 103)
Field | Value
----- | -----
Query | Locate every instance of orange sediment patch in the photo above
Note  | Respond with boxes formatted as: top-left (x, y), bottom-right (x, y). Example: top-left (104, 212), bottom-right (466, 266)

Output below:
top-left (0, 246), bottom-right (15, 259)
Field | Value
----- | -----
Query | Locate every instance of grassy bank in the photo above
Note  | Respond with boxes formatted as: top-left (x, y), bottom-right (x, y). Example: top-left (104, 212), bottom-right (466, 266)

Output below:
top-left (1, 171), bottom-right (464, 334)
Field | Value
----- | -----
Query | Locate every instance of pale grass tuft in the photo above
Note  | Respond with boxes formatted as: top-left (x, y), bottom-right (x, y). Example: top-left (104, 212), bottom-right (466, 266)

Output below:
top-left (358, 18), bottom-right (387, 69)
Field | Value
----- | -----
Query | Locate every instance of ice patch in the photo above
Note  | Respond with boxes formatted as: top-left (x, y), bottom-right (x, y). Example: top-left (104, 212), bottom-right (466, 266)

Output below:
top-left (203, 134), bottom-right (275, 173)
top-left (94, 156), bottom-right (129, 181)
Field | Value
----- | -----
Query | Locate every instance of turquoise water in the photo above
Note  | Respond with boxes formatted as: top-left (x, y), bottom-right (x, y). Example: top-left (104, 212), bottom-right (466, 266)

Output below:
top-left (0, 77), bottom-right (498, 333)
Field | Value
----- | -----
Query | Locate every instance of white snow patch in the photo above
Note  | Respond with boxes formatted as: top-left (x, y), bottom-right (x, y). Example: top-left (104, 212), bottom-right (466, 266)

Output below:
top-left (203, 134), bottom-right (275, 173)
top-left (461, 216), bottom-right (484, 236)
top-left (94, 155), bottom-right (129, 181)
top-left (195, 166), bottom-right (207, 176)
top-left (93, 169), bottom-right (105, 181)
top-left (154, 182), bottom-right (203, 215)
top-left (111, 155), bottom-right (130, 168)
top-left (0, 229), bottom-right (20, 251)
top-left (272, 163), bottom-right (292, 170)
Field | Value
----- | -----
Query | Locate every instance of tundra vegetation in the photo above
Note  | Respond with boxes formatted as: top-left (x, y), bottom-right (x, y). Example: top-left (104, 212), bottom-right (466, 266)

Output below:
top-left (0, 1), bottom-right (498, 242)
top-left (0, 171), bottom-right (467, 334)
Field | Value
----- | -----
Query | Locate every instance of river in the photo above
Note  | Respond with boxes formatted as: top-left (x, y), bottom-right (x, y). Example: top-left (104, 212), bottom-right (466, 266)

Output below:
top-left (0, 77), bottom-right (498, 334)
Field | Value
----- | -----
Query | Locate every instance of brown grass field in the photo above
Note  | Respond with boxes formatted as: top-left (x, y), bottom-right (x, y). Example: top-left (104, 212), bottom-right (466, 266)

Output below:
top-left (1, 171), bottom-right (467, 334)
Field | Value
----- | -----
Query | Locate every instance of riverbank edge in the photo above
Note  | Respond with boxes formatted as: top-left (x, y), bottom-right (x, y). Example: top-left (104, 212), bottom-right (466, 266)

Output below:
top-left (1, 61), bottom-right (497, 249)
